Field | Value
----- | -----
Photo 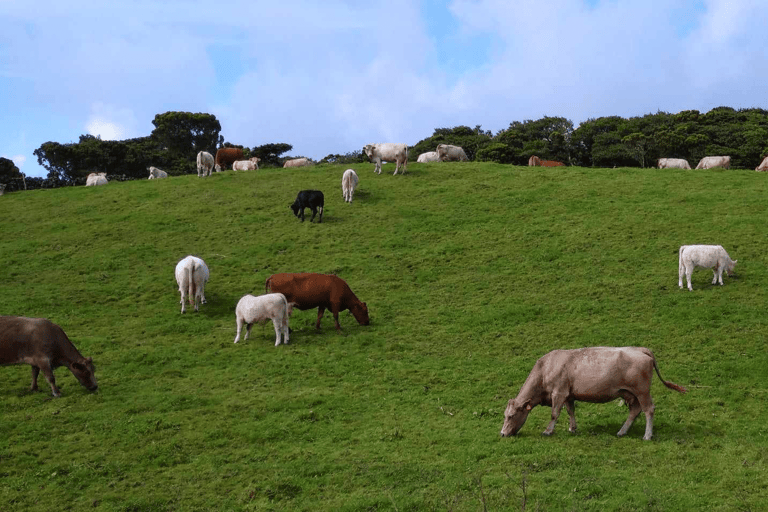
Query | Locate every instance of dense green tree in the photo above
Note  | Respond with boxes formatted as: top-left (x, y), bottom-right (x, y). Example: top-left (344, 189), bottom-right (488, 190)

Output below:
top-left (251, 143), bottom-right (293, 167)
top-left (410, 125), bottom-right (492, 161)
top-left (150, 112), bottom-right (223, 161)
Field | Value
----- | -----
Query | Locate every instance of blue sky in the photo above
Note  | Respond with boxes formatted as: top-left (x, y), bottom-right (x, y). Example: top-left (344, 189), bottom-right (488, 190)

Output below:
top-left (1, 0), bottom-right (766, 178)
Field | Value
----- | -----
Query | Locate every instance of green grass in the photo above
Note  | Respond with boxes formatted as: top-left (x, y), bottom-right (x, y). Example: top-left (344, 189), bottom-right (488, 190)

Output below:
top-left (1, 163), bottom-right (767, 511)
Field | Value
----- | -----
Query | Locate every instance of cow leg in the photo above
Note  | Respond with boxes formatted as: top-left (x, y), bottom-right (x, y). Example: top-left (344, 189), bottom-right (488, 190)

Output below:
top-left (30, 365), bottom-right (40, 391)
top-left (282, 322), bottom-right (290, 345)
top-left (315, 307), bottom-right (326, 329)
top-left (272, 319), bottom-right (281, 346)
top-left (39, 363), bottom-right (61, 397)
top-left (617, 392), bottom-right (642, 437)
top-left (245, 323), bottom-right (253, 340)
top-left (686, 266), bottom-right (694, 291)
top-left (543, 394), bottom-right (567, 435)
top-left (332, 309), bottom-right (342, 331)
top-left (565, 400), bottom-right (577, 433)
top-left (300, 208), bottom-right (305, 222)
top-left (234, 318), bottom-right (243, 343)
top-left (180, 291), bottom-right (186, 314)
top-left (318, 206), bottom-right (323, 223)
top-left (637, 394), bottom-right (656, 440)
top-left (310, 207), bottom-right (317, 222)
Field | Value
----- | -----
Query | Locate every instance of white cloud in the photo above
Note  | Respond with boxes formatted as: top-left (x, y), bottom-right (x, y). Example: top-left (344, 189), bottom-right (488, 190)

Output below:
top-left (12, 155), bottom-right (26, 168)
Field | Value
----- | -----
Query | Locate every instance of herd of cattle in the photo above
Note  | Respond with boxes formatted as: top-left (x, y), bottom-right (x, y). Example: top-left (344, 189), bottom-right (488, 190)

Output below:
top-left (0, 141), bottom-right (748, 440)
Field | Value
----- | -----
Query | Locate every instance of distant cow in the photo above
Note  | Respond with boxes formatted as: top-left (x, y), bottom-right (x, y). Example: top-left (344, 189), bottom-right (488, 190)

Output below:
top-left (657, 158), bottom-right (691, 169)
top-left (283, 157), bottom-right (312, 168)
top-left (500, 347), bottom-right (686, 440)
top-left (436, 144), bottom-right (469, 162)
top-left (417, 151), bottom-right (439, 163)
top-left (197, 151), bottom-right (215, 177)
top-left (147, 167), bottom-right (168, 179)
top-left (755, 156), bottom-right (768, 172)
top-left (363, 143), bottom-right (408, 175)
top-left (290, 190), bottom-right (324, 222)
top-left (0, 184), bottom-right (5, 196)
top-left (85, 172), bottom-right (108, 186)
top-left (0, 316), bottom-right (98, 397)
top-left (175, 255), bottom-right (209, 313)
top-left (265, 272), bottom-right (370, 331)
top-left (695, 156), bottom-right (731, 169)
top-left (232, 160), bottom-right (258, 171)
top-left (234, 293), bottom-right (291, 346)
top-left (528, 156), bottom-right (541, 166)
top-left (678, 245), bottom-right (737, 291)
top-left (341, 169), bottom-right (359, 203)
top-left (528, 156), bottom-right (564, 167)
top-left (215, 148), bottom-right (244, 171)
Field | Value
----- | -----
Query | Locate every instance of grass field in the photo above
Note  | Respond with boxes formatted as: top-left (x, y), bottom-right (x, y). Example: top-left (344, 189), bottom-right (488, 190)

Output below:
top-left (1, 162), bottom-right (767, 511)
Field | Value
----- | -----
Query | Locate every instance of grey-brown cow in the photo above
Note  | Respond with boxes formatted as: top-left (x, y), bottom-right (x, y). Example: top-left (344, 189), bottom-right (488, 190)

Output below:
top-left (500, 347), bottom-right (686, 440)
top-left (0, 316), bottom-right (98, 397)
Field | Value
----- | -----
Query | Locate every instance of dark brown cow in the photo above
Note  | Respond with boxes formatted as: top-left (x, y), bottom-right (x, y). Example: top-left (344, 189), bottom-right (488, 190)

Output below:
top-left (215, 147), bottom-right (244, 171)
top-left (0, 316), bottom-right (98, 397)
top-left (265, 273), bottom-right (369, 331)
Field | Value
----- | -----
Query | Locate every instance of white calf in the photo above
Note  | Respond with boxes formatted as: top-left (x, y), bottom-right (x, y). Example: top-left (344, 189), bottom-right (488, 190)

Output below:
top-left (341, 169), bottom-right (359, 203)
top-left (196, 151), bottom-right (215, 177)
top-left (417, 151), bottom-right (439, 163)
top-left (147, 167), bottom-right (168, 179)
top-left (232, 160), bottom-right (257, 171)
top-left (234, 293), bottom-right (291, 346)
top-left (85, 172), bottom-right (108, 186)
top-left (175, 255), bottom-right (209, 313)
top-left (678, 245), bottom-right (737, 291)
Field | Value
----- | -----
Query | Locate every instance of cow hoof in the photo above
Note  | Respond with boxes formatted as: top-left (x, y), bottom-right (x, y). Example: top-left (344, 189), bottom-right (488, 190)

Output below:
top-left (541, 431), bottom-right (553, 436)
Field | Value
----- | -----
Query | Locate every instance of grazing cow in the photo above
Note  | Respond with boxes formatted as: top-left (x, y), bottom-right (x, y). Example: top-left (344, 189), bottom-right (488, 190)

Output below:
top-left (290, 190), bottom-right (324, 222)
top-left (215, 148), bottom-right (244, 171)
top-left (0, 316), bottom-right (98, 397)
top-left (147, 167), bottom-right (168, 179)
top-left (85, 172), bottom-right (108, 186)
top-left (232, 160), bottom-right (257, 171)
top-left (678, 245), bottom-right (737, 291)
top-left (265, 272), bottom-right (370, 331)
top-left (436, 144), bottom-right (469, 162)
top-left (283, 157), bottom-right (312, 168)
top-left (417, 151), bottom-right (439, 163)
top-left (657, 158), bottom-right (691, 169)
top-left (234, 293), bottom-right (291, 346)
top-left (175, 255), bottom-right (209, 313)
top-left (695, 156), bottom-right (731, 169)
top-left (197, 151), bottom-right (215, 177)
top-left (341, 169), bottom-right (359, 203)
top-left (500, 347), bottom-right (687, 441)
top-left (363, 143), bottom-right (408, 175)
top-left (755, 156), bottom-right (768, 172)
top-left (528, 155), bottom-right (541, 166)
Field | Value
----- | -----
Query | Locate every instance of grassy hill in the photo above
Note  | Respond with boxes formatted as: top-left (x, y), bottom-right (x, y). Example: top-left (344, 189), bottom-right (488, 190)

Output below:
top-left (1, 163), bottom-right (767, 511)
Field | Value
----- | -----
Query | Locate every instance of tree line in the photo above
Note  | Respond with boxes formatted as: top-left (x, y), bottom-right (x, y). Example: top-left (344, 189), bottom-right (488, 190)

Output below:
top-left (5, 106), bottom-right (767, 191)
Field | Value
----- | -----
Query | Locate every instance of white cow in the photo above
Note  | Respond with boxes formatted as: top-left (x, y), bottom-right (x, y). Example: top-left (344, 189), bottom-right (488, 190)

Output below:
top-left (341, 169), bottom-right (359, 203)
top-left (695, 156), bottom-right (731, 169)
top-left (363, 143), bottom-right (408, 175)
top-left (436, 144), bottom-right (469, 162)
top-left (283, 157), bottom-right (311, 168)
top-left (234, 293), bottom-right (292, 346)
top-left (175, 255), bottom-right (209, 313)
top-left (755, 156), bottom-right (768, 172)
top-left (85, 172), bottom-right (108, 186)
top-left (250, 156), bottom-right (261, 168)
top-left (657, 158), bottom-right (691, 169)
top-left (147, 167), bottom-right (168, 179)
top-left (417, 151), bottom-right (439, 163)
top-left (232, 160), bottom-right (257, 171)
top-left (678, 245), bottom-right (737, 291)
top-left (196, 151), bottom-right (215, 177)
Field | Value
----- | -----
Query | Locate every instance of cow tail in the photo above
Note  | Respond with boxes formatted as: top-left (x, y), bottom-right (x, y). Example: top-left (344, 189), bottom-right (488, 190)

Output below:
top-left (188, 262), bottom-right (196, 305)
top-left (651, 352), bottom-right (688, 394)
top-left (678, 245), bottom-right (685, 281)
top-left (265, 276), bottom-right (272, 294)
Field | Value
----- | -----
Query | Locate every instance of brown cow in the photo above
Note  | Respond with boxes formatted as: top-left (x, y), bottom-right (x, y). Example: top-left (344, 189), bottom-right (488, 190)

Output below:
top-left (215, 147), bottom-right (244, 171)
top-left (0, 316), bottom-right (98, 397)
top-left (500, 347), bottom-right (686, 440)
top-left (265, 273), bottom-right (369, 331)
top-left (528, 156), bottom-right (564, 167)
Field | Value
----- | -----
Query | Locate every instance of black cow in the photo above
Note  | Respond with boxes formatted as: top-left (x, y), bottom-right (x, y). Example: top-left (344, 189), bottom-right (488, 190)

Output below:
top-left (290, 190), bottom-right (324, 223)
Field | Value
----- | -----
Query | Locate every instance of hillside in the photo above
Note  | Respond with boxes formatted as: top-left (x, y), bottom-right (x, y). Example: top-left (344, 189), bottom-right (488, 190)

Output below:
top-left (1, 163), bottom-right (767, 511)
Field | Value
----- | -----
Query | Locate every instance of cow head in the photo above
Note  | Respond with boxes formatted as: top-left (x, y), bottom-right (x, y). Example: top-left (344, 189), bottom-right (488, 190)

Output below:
top-left (350, 301), bottom-right (370, 326)
top-left (500, 398), bottom-right (533, 437)
top-left (726, 259), bottom-right (738, 276)
top-left (363, 145), bottom-right (374, 160)
top-left (70, 357), bottom-right (98, 392)
top-left (290, 200), bottom-right (301, 217)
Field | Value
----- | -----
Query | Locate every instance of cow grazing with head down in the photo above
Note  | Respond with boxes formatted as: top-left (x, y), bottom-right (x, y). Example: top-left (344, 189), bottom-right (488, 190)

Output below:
top-left (755, 156), bottom-right (768, 172)
top-left (341, 169), bottom-right (359, 203)
top-left (85, 172), bottom-right (108, 186)
top-left (215, 148), bottom-right (244, 171)
top-left (417, 151), bottom-right (439, 163)
top-left (290, 190), bottom-right (324, 222)
top-left (0, 316), bottom-right (98, 397)
top-left (197, 151), bottom-right (215, 177)
top-left (283, 157), bottom-right (312, 168)
top-left (695, 156), bottom-right (731, 169)
top-left (175, 255), bottom-right (210, 313)
top-left (234, 293), bottom-right (292, 346)
top-left (500, 347), bottom-right (687, 441)
top-left (678, 245), bottom-right (737, 291)
top-left (363, 143), bottom-right (408, 175)
top-left (147, 167), bottom-right (168, 179)
top-left (436, 144), bottom-right (469, 162)
top-left (265, 272), bottom-right (370, 331)
top-left (657, 158), bottom-right (691, 169)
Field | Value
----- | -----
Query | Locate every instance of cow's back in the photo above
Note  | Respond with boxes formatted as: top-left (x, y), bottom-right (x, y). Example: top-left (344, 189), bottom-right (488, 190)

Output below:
top-left (267, 273), bottom-right (335, 308)
top-left (0, 316), bottom-right (69, 364)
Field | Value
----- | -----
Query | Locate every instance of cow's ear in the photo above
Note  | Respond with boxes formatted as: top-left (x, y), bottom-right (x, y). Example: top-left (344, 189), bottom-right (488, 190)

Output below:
top-left (72, 361), bottom-right (85, 371)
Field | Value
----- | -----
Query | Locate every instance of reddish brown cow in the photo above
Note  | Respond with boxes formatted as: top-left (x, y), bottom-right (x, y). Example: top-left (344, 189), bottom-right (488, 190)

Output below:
top-left (540, 160), bottom-right (565, 167)
top-left (0, 316), bottom-right (98, 397)
top-left (215, 147), bottom-right (244, 171)
top-left (265, 273), bottom-right (369, 331)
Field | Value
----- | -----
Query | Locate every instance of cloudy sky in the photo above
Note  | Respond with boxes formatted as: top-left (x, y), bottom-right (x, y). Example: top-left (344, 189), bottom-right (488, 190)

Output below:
top-left (2, 0), bottom-right (767, 177)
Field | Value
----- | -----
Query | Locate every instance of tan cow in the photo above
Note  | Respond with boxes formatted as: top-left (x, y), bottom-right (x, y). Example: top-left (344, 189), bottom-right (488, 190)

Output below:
top-left (658, 158), bottom-right (691, 169)
top-left (232, 160), bottom-right (258, 171)
top-left (283, 157), bottom-right (312, 168)
top-left (500, 347), bottom-right (687, 440)
top-left (363, 143), bottom-right (408, 175)
top-left (417, 151), bottom-right (439, 163)
top-left (695, 156), bottom-right (730, 169)
top-left (755, 156), bottom-right (768, 172)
